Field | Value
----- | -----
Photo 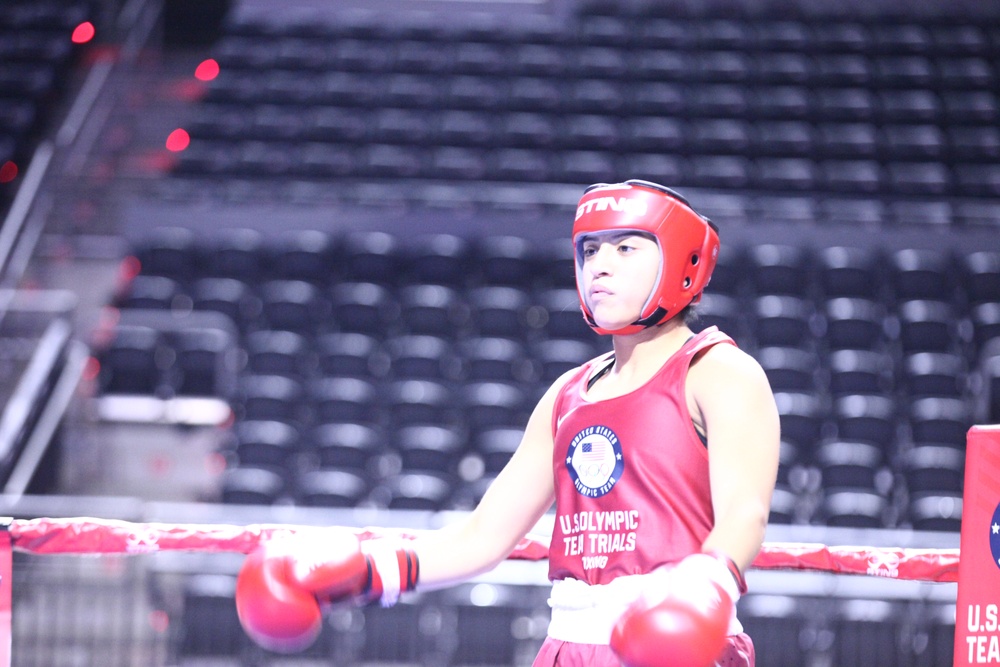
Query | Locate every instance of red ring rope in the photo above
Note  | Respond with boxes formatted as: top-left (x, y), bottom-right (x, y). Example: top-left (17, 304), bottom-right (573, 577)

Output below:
top-left (3, 517), bottom-right (960, 583)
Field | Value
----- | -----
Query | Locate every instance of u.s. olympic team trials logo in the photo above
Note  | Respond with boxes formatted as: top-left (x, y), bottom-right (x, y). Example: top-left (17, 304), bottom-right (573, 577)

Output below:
top-left (990, 501), bottom-right (1000, 572)
top-left (565, 425), bottom-right (625, 498)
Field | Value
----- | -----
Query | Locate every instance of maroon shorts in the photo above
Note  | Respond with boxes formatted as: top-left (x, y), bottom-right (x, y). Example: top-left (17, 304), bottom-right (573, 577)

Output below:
top-left (531, 633), bottom-right (755, 667)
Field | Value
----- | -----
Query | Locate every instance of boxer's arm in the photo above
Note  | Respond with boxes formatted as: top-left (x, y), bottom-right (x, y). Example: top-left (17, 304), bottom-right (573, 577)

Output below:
top-left (689, 343), bottom-right (780, 574)
top-left (410, 371), bottom-right (565, 589)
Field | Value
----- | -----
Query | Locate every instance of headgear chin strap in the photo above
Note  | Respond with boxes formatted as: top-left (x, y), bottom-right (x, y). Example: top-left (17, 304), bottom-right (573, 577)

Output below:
top-left (573, 179), bottom-right (720, 336)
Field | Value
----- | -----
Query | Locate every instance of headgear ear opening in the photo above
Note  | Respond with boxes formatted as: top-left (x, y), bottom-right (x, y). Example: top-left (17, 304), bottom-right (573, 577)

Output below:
top-left (572, 180), bottom-right (720, 335)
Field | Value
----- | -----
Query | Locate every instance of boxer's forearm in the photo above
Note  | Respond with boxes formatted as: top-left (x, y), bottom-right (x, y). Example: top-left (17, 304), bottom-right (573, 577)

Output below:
top-left (701, 498), bottom-right (770, 574)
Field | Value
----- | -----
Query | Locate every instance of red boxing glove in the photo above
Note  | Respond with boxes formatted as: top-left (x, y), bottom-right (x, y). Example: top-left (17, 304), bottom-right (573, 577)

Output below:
top-left (235, 530), bottom-right (419, 653)
top-left (610, 553), bottom-right (741, 667)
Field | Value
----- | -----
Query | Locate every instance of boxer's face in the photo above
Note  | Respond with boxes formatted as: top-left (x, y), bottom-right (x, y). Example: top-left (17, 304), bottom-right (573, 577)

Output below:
top-left (578, 231), bottom-right (660, 331)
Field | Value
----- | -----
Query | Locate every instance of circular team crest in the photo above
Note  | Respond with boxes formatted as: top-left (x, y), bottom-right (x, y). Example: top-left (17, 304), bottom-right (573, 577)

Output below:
top-left (991, 501), bottom-right (1000, 572)
top-left (565, 425), bottom-right (625, 498)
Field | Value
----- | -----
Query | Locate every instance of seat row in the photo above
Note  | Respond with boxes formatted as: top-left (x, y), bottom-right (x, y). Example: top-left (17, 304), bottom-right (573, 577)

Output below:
top-left (217, 12), bottom-right (1000, 65)
top-left (188, 103), bottom-right (1000, 162)
top-left (226, 3), bottom-right (999, 54)
top-left (175, 140), bottom-right (1000, 199)
top-left (113, 274), bottom-right (999, 364)
top-left (216, 422), bottom-right (964, 531)
top-left (200, 69), bottom-right (999, 124)
top-left (128, 228), bottom-right (1000, 304)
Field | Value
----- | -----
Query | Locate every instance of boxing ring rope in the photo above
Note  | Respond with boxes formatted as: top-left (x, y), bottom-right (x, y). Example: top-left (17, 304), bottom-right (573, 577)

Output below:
top-left (0, 516), bottom-right (962, 583)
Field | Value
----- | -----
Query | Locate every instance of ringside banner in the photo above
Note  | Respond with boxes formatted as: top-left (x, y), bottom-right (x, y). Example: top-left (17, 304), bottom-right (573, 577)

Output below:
top-left (956, 426), bottom-right (1000, 665)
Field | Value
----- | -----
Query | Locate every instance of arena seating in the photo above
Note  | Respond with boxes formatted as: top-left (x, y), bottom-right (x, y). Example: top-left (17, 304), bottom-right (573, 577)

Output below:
top-left (165, 5), bottom-right (1000, 215)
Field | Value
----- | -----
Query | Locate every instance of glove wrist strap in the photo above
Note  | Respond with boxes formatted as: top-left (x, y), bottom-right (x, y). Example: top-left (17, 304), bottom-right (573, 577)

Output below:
top-left (365, 541), bottom-right (419, 607)
top-left (704, 549), bottom-right (747, 595)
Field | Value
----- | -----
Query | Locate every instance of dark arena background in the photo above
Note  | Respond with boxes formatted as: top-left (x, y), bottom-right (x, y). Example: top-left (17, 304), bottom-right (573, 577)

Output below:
top-left (0, 0), bottom-right (998, 664)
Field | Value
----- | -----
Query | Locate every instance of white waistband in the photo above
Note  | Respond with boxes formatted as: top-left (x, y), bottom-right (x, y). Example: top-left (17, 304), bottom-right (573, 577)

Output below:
top-left (546, 574), bottom-right (743, 645)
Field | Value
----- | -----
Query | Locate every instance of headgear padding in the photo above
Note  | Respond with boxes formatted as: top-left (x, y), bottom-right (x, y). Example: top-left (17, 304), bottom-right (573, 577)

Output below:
top-left (573, 180), bottom-right (720, 335)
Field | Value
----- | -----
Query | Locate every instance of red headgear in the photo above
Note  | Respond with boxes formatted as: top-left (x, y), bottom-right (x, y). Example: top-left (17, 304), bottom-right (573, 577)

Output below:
top-left (573, 180), bottom-right (720, 335)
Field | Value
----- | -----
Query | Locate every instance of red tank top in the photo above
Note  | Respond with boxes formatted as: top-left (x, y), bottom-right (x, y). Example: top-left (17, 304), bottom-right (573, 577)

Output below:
top-left (547, 327), bottom-right (737, 585)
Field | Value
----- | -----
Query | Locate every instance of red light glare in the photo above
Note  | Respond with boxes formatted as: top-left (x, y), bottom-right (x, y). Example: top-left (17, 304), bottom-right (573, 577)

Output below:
top-left (194, 59), bottom-right (220, 81)
top-left (72, 21), bottom-right (96, 44)
top-left (82, 357), bottom-right (101, 383)
top-left (165, 128), bottom-right (190, 152)
top-left (119, 255), bottom-right (142, 283)
top-left (0, 161), bottom-right (17, 183)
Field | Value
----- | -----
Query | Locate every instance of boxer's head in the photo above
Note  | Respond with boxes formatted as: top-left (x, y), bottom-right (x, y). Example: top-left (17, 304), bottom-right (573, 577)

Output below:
top-left (572, 180), bottom-right (719, 335)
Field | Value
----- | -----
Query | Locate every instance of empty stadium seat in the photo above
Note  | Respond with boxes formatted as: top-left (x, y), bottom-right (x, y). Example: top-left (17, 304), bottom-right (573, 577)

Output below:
top-left (310, 421), bottom-right (383, 472)
top-left (238, 374), bottom-right (307, 424)
top-left (466, 286), bottom-right (531, 339)
top-left (815, 246), bottom-right (884, 300)
top-left (180, 574), bottom-right (246, 657)
top-left (474, 236), bottom-right (539, 288)
top-left (822, 298), bottom-right (888, 350)
top-left (297, 468), bottom-right (369, 507)
top-left (832, 393), bottom-right (897, 448)
top-left (341, 231), bottom-right (403, 285)
top-left (972, 303), bottom-right (1000, 352)
top-left (815, 439), bottom-right (886, 493)
top-left (384, 334), bottom-right (458, 381)
top-left (457, 337), bottom-right (530, 383)
top-left (308, 376), bottom-right (379, 424)
top-left (315, 332), bottom-right (380, 378)
top-left (384, 379), bottom-right (456, 427)
top-left (267, 229), bottom-right (336, 284)
top-left (757, 346), bottom-right (820, 392)
top-left (191, 277), bottom-right (260, 327)
top-left (208, 228), bottom-right (266, 282)
top-left (461, 381), bottom-right (530, 434)
top-left (395, 284), bottom-right (466, 337)
top-left (131, 227), bottom-right (200, 280)
top-left (889, 248), bottom-right (956, 301)
top-left (896, 300), bottom-right (959, 353)
top-left (900, 351), bottom-right (967, 398)
top-left (962, 251), bottom-right (1000, 305)
top-left (747, 244), bottom-right (811, 296)
top-left (739, 595), bottom-right (809, 667)
top-left (396, 424), bottom-right (466, 474)
top-left (821, 489), bottom-right (889, 528)
top-left (827, 349), bottom-right (895, 396)
top-left (832, 599), bottom-right (907, 667)
top-left (230, 419), bottom-right (300, 470)
top-left (531, 288), bottom-right (593, 340)
top-left (909, 492), bottom-right (963, 531)
top-left (116, 275), bottom-right (183, 311)
top-left (220, 465), bottom-right (286, 504)
top-left (243, 329), bottom-right (311, 378)
top-left (908, 396), bottom-right (971, 447)
top-left (172, 326), bottom-right (235, 396)
top-left (96, 325), bottom-right (164, 395)
top-left (773, 391), bottom-right (827, 448)
top-left (329, 282), bottom-right (398, 335)
top-left (258, 279), bottom-right (330, 333)
top-left (377, 472), bottom-right (455, 510)
top-left (901, 444), bottom-right (964, 496)
top-left (752, 295), bottom-right (815, 348)
top-left (530, 338), bottom-right (596, 383)
top-left (403, 234), bottom-right (472, 287)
